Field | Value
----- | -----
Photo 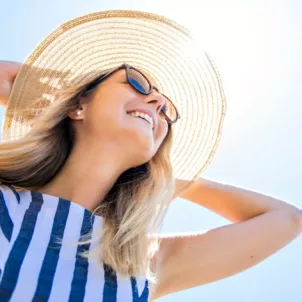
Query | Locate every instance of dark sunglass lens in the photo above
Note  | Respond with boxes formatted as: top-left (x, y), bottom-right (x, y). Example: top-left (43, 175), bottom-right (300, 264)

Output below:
top-left (128, 68), bottom-right (151, 93)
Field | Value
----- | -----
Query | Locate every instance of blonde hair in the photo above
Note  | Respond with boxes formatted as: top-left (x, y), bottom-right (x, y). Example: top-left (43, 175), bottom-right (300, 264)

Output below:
top-left (0, 71), bottom-right (175, 284)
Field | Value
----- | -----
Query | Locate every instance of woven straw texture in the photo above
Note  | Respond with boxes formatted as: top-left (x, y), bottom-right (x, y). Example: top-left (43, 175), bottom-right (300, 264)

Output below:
top-left (1, 10), bottom-right (227, 193)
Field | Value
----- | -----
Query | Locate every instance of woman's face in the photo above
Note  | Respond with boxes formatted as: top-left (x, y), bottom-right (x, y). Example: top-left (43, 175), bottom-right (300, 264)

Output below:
top-left (73, 68), bottom-right (169, 168)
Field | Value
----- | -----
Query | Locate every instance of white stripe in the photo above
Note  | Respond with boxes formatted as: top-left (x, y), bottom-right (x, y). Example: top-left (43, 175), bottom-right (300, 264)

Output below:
top-left (116, 274), bottom-right (132, 301)
top-left (0, 185), bottom-right (19, 224)
top-left (136, 276), bottom-right (147, 297)
top-left (0, 227), bottom-right (9, 282)
top-left (0, 190), bottom-right (31, 284)
top-left (10, 190), bottom-right (33, 244)
top-left (11, 195), bottom-right (59, 302)
top-left (48, 204), bottom-right (85, 302)
top-left (83, 216), bottom-right (105, 302)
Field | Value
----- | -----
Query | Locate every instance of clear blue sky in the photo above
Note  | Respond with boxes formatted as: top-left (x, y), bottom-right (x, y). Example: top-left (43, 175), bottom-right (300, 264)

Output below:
top-left (1, 1), bottom-right (301, 301)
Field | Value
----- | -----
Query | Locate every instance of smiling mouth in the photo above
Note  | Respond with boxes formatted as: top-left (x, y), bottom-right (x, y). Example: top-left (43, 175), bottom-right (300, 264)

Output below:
top-left (128, 114), bottom-right (154, 129)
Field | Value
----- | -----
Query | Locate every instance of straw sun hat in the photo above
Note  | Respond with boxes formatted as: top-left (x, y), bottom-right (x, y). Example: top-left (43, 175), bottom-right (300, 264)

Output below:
top-left (1, 10), bottom-right (227, 195)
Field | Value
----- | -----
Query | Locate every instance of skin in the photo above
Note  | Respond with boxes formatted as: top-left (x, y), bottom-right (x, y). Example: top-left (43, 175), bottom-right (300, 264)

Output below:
top-left (38, 69), bottom-right (169, 211)
top-left (0, 61), bottom-right (22, 107)
top-left (1, 61), bottom-right (301, 301)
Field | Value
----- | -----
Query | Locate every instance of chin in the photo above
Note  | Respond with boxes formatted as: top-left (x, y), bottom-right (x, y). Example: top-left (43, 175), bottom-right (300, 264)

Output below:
top-left (133, 147), bottom-right (157, 166)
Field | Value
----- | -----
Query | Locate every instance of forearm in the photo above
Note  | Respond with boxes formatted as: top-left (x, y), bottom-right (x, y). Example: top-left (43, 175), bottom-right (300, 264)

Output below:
top-left (0, 61), bottom-right (22, 107)
top-left (180, 178), bottom-right (301, 223)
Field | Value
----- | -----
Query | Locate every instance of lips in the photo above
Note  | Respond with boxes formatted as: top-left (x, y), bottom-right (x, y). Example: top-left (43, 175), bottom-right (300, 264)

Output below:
top-left (128, 113), bottom-right (153, 129)
top-left (126, 108), bottom-right (156, 130)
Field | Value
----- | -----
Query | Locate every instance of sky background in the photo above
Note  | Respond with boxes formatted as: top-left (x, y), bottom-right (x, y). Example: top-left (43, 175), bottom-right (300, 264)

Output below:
top-left (1, 0), bottom-right (301, 301)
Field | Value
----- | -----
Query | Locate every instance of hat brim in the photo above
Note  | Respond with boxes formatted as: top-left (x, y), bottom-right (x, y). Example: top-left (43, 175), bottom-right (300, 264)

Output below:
top-left (2, 10), bottom-right (227, 194)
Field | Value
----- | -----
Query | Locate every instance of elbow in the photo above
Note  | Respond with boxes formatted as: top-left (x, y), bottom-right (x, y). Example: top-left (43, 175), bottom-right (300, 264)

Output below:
top-left (263, 208), bottom-right (302, 239)
top-left (292, 208), bottom-right (302, 233)
top-left (280, 208), bottom-right (302, 236)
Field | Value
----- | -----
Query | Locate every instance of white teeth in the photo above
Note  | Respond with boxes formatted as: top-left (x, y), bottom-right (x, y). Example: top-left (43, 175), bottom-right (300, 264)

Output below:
top-left (128, 111), bottom-right (154, 127)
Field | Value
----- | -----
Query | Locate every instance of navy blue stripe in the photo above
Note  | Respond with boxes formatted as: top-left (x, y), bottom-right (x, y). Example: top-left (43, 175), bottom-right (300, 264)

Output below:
top-left (139, 280), bottom-right (149, 301)
top-left (131, 277), bottom-right (149, 301)
top-left (131, 277), bottom-right (139, 300)
top-left (68, 210), bottom-right (95, 302)
top-left (0, 189), bottom-right (14, 242)
top-left (33, 198), bottom-right (71, 302)
top-left (0, 191), bottom-right (43, 301)
top-left (103, 263), bottom-right (118, 301)
top-left (5, 185), bottom-right (20, 204)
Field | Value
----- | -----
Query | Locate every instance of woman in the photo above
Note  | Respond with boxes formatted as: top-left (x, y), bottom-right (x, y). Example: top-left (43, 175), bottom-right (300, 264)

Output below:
top-left (0, 10), bottom-right (301, 302)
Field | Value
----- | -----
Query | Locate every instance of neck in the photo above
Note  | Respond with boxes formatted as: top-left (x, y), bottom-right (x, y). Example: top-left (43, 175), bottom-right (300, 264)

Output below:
top-left (38, 141), bottom-right (127, 212)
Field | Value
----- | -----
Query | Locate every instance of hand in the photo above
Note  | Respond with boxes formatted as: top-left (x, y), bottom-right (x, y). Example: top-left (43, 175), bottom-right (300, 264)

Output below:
top-left (0, 61), bottom-right (23, 108)
top-left (0, 61), bottom-right (102, 117)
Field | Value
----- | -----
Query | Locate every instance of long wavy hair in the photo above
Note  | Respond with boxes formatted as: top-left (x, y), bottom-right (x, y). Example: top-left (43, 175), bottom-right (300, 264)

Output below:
top-left (0, 69), bottom-right (175, 284)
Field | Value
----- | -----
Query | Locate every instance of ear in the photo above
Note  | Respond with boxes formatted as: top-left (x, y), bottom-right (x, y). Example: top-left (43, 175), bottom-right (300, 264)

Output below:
top-left (67, 106), bottom-right (86, 121)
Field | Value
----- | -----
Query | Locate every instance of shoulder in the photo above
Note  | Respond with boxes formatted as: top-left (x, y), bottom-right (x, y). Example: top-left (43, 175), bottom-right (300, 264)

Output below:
top-left (0, 184), bottom-right (22, 243)
top-left (0, 184), bottom-right (21, 202)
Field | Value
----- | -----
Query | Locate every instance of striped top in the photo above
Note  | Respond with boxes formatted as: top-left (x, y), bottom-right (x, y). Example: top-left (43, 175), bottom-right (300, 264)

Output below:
top-left (0, 184), bottom-right (149, 301)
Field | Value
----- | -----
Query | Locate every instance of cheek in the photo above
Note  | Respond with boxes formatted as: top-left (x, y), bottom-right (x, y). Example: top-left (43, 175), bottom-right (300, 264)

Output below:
top-left (86, 94), bottom-right (125, 131)
top-left (156, 122), bottom-right (169, 147)
top-left (88, 87), bottom-right (135, 127)
top-left (83, 107), bottom-right (116, 139)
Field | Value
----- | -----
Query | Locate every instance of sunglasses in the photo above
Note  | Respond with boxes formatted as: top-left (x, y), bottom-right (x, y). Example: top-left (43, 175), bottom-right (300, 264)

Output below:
top-left (81, 63), bottom-right (180, 124)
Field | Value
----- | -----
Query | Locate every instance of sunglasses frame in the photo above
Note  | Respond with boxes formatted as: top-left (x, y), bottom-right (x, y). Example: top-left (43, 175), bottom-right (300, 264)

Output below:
top-left (81, 63), bottom-right (180, 124)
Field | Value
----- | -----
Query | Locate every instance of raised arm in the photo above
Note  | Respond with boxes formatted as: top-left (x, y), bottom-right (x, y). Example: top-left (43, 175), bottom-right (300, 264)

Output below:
top-left (150, 178), bottom-right (302, 300)
top-left (0, 60), bottom-right (22, 108)
top-left (178, 177), bottom-right (300, 222)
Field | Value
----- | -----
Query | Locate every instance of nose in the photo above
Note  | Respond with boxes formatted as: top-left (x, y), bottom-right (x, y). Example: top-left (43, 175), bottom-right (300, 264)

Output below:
top-left (144, 90), bottom-right (166, 114)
